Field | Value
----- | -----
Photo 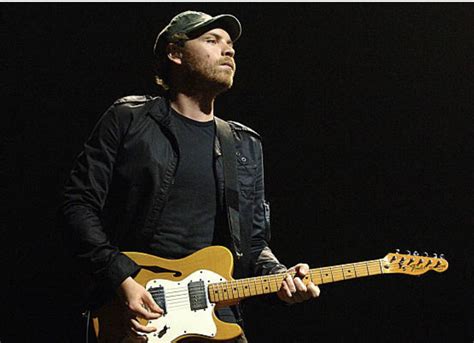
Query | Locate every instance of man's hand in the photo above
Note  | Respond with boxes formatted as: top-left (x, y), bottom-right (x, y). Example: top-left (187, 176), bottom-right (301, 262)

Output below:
top-left (117, 276), bottom-right (164, 340)
top-left (277, 263), bottom-right (320, 304)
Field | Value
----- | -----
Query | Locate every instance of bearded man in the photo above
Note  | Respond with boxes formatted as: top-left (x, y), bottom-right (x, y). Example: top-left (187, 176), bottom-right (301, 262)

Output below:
top-left (60, 11), bottom-right (320, 343)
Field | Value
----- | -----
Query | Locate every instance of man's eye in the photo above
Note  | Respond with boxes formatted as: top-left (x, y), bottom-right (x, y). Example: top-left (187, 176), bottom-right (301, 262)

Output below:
top-left (206, 39), bottom-right (217, 44)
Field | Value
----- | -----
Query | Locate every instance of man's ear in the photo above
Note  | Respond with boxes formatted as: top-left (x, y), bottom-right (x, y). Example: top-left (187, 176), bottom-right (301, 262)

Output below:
top-left (167, 43), bottom-right (183, 65)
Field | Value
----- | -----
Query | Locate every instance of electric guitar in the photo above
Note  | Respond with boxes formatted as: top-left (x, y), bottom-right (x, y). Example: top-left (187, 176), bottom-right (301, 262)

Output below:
top-left (92, 246), bottom-right (448, 342)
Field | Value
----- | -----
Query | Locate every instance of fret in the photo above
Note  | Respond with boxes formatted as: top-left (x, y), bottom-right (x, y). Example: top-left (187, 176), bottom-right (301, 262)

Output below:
top-left (261, 277), bottom-right (271, 293)
top-left (378, 259), bottom-right (385, 274)
top-left (215, 284), bottom-right (222, 302)
top-left (219, 282), bottom-right (226, 301)
top-left (368, 260), bottom-right (382, 275)
top-left (231, 281), bottom-right (239, 299)
top-left (242, 279), bottom-right (251, 297)
top-left (223, 281), bottom-right (230, 300)
top-left (342, 264), bottom-right (356, 279)
top-left (237, 280), bottom-right (245, 298)
top-left (353, 262), bottom-right (369, 278)
top-left (331, 265), bottom-right (345, 282)
top-left (252, 276), bottom-right (259, 295)
top-left (270, 276), bottom-right (279, 292)
top-left (313, 268), bottom-right (323, 284)
top-left (320, 267), bottom-right (334, 284)
top-left (255, 276), bottom-right (263, 294)
top-left (249, 278), bottom-right (257, 295)
top-left (226, 282), bottom-right (234, 299)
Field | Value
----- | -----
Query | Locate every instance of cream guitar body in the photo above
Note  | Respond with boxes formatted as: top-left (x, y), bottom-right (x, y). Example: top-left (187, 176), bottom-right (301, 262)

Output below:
top-left (92, 246), bottom-right (448, 342)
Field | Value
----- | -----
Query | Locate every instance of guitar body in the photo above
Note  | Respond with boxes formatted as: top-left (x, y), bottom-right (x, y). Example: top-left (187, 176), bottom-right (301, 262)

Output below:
top-left (92, 246), bottom-right (242, 343)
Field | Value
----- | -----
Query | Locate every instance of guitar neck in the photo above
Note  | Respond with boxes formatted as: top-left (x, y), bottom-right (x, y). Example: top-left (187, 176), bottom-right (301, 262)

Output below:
top-left (208, 259), bottom-right (386, 304)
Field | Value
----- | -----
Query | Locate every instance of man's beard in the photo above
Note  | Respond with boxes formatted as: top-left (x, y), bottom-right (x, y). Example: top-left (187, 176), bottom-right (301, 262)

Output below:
top-left (181, 53), bottom-right (235, 95)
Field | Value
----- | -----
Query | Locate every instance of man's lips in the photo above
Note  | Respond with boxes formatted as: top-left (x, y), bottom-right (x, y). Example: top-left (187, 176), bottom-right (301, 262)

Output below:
top-left (220, 61), bottom-right (235, 70)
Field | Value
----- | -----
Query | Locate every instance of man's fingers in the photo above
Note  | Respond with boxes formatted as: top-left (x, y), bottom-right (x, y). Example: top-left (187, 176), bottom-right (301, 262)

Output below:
top-left (131, 317), bottom-right (156, 333)
top-left (285, 274), bottom-right (297, 293)
top-left (129, 301), bottom-right (161, 320)
top-left (308, 283), bottom-right (321, 298)
top-left (281, 280), bottom-right (292, 298)
top-left (293, 277), bottom-right (308, 293)
top-left (294, 263), bottom-right (310, 277)
top-left (144, 293), bottom-right (164, 315)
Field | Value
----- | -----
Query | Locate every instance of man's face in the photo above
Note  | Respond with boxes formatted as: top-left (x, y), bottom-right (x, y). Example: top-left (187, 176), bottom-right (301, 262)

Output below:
top-left (179, 28), bottom-right (236, 92)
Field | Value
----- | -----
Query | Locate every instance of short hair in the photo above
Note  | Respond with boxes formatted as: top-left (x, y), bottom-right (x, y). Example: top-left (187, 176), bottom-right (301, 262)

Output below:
top-left (153, 36), bottom-right (187, 91)
top-left (153, 53), bottom-right (171, 91)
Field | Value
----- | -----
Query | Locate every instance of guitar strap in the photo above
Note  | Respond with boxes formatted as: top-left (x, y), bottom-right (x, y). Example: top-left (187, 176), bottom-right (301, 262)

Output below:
top-left (215, 117), bottom-right (242, 258)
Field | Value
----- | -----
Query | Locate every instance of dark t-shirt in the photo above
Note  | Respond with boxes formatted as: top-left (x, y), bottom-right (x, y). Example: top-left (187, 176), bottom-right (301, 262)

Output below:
top-left (150, 108), bottom-right (219, 258)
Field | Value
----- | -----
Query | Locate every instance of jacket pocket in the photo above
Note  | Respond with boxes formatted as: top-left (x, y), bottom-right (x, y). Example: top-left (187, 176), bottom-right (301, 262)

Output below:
top-left (236, 150), bottom-right (256, 200)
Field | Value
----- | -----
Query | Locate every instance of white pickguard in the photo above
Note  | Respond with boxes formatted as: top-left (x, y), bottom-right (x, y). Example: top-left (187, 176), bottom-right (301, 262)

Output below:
top-left (144, 270), bottom-right (226, 343)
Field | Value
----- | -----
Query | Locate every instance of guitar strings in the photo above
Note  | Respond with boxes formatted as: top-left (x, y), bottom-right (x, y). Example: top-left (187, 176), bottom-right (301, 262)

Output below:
top-left (148, 259), bottom-right (427, 306)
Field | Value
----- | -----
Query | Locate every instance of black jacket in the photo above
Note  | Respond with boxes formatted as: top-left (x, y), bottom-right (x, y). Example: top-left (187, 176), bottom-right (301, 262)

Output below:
top-left (59, 95), bottom-right (286, 308)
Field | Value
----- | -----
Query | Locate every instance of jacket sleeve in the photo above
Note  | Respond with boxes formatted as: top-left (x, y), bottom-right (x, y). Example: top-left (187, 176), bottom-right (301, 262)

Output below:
top-left (59, 104), bottom-right (140, 299)
top-left (250, 139), bottom-right (287, 276)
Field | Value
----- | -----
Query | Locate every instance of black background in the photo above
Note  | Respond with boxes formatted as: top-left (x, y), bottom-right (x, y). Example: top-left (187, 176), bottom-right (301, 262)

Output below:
top-left (2, 3), bottom-right (473, 342)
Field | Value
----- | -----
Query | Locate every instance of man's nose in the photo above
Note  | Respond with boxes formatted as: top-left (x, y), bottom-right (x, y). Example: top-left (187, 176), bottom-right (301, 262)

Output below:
top-left (223, 44), bottom-right (235, 58)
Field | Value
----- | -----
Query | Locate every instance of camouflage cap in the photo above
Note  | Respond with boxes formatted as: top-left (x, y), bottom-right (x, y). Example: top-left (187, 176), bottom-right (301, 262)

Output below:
top-left (153, 11), bottom-right (242, 57)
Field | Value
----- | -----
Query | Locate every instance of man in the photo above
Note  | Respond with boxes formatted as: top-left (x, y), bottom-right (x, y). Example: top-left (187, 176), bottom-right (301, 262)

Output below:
top-left (60, 10), bottom-right (320, 342)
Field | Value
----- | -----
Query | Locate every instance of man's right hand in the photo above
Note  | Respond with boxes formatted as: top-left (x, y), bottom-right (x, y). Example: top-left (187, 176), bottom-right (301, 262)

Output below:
top-left (117, 276), bottom-right (163, 340)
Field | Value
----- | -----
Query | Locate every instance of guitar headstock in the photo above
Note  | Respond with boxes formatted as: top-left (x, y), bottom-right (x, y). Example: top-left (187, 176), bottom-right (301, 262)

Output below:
top-left (382, 250), bottom-right (449, 275)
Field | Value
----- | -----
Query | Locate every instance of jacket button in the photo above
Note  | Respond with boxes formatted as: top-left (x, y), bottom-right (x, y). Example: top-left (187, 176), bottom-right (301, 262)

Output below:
top-left (236, 151), bottom-right (241, 156)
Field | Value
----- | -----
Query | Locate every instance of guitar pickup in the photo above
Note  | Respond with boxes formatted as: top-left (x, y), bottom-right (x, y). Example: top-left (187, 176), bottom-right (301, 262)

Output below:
top-left (188, 280), bottom-right (207, 311)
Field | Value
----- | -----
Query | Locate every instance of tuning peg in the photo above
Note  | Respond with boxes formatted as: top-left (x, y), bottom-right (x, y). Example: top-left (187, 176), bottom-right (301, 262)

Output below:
top-left (433, 253), bottom-right (438, 258)
top-left (406, 250), bottom-right (411, 255)
top-left (440, 253), bottom-right (445, 259)
top-left (414, 251), bottom-right (419, 256)
top-left (396, 249), bottom-right (400, 254)
top-left (424, 252), bottom-right (429, 257)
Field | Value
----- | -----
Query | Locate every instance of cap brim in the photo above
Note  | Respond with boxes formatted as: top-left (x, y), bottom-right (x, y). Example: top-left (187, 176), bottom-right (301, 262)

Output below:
top-left (186, 14), bottom-right (242, 42)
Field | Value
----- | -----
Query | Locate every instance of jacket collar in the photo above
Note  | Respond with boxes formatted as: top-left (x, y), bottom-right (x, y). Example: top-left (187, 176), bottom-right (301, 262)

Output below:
top-left (146, 96), bottom-right (173, 127)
